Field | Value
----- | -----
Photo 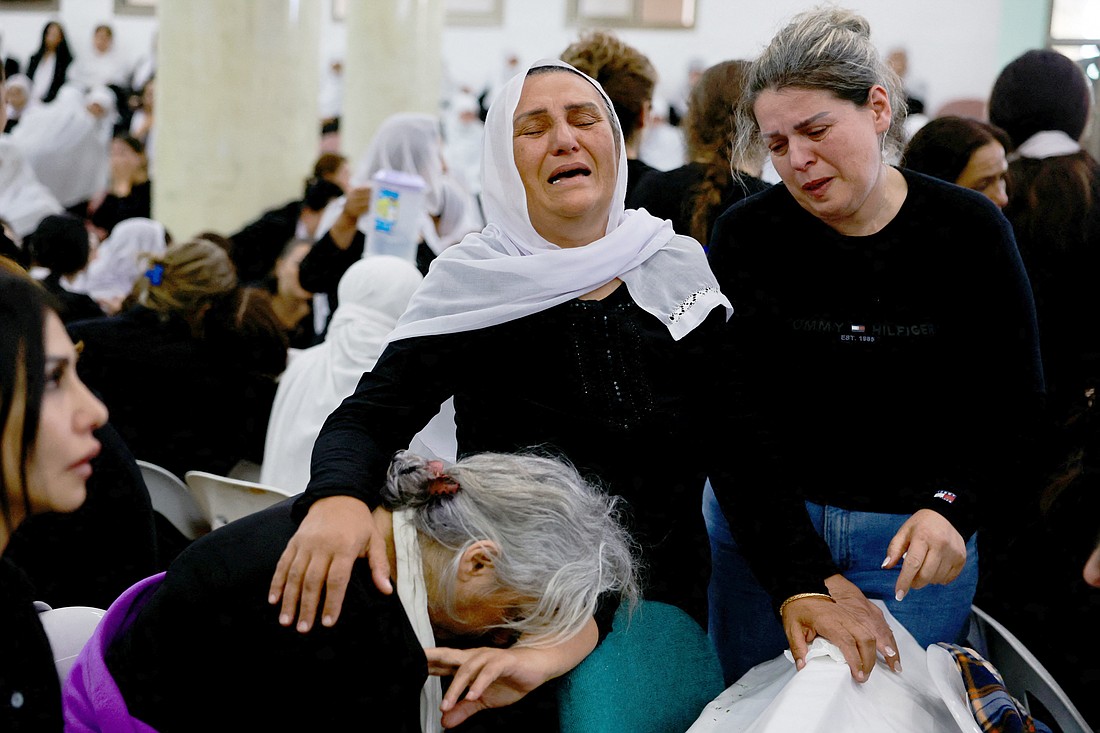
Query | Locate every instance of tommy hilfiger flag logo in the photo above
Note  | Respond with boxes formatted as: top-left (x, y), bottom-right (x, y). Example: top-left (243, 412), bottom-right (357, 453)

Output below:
top-left (933, 490), bottom-right (957, 504)
top-left (851, 324), bottom-right (866, 333)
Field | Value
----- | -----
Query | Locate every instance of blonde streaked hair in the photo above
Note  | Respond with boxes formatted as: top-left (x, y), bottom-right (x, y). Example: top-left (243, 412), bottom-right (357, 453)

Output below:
top-left (133, 238), bottom-right (237, 319)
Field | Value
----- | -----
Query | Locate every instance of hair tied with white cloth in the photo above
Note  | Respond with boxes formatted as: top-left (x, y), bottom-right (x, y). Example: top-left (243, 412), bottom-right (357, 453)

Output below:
top-left (1008, 130), bottom-right (1082, 162)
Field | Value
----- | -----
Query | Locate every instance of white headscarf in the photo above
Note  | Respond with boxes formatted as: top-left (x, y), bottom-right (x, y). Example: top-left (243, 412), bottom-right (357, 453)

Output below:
top-left (384, 58), bottom-right (731, 346)
top-left (9, 83), bottom-right (112, 207)
top-left (75, 217), bottom-right (167, 302)
top-left (352, 113), bottom-right (446, 215)
top-left (259, 255), bottom-right (423, 493)
top-left (3, 73), bottom-right (38, 125)
top-left (313, 113), bottom-right (451, 246)
top-left (0, 138), bottom-right (63, 238)
top-left (392, 508), bottom-right (443, 733)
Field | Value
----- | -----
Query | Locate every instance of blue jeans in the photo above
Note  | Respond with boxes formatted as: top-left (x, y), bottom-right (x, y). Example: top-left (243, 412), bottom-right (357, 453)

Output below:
top-left (702, 481), bottom-right (978, 685)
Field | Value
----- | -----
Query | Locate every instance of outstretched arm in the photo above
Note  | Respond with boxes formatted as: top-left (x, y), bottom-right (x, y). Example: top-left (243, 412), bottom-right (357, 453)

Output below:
top-left (425, 618), bottom-right (599, 729)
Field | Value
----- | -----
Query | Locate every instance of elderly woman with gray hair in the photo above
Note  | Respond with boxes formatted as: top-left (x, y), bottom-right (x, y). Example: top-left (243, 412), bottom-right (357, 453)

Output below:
top-left (63, 450), bottom-right (638, 732)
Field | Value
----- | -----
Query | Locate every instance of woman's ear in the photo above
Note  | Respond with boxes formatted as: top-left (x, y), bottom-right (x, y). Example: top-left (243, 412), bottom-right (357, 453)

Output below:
top-left (457, 539), bottom-right (500, 580)
top-left (868, 84), bottom-right (893, 135)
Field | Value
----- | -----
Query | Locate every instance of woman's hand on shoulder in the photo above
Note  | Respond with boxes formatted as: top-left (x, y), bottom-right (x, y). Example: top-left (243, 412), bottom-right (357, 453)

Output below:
top-left (267, 495), bottom-right (391, 633)
top-left (881, 508), bottom-right (966, 600)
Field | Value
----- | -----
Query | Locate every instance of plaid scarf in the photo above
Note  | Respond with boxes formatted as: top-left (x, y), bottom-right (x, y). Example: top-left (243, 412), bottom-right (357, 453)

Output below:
top-left (934, 642), bottom-right (1054, 733)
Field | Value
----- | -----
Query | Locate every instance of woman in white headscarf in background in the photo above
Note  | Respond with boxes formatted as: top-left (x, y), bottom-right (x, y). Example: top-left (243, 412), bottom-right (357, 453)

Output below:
top-left (0, 122), bottom-right (63, 240)
top-left (300, 112), bottom-right (481, 329)
top-left (442, 90), bottom-right (486, 197)
top-left (71, 216), bottom-right (168, 314)
top-left (3, 73), bottom-right (37, 133)
top-left (260, 255), bottom-right (423, 494)
top-left (9, 84), bottom-right (116, 210)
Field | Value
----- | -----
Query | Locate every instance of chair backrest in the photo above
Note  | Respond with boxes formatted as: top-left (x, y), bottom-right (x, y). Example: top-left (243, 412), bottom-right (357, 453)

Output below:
top-left (136, 459), bottom-right (211, 541)
top-left (37, 604), bottom-right (106, 683)
top-left (183, 471), bottom-right (297, 530)
top-left (557, 600), bottom-right (725, 733)
top-left (966, 605), bottom-right (1091, 733)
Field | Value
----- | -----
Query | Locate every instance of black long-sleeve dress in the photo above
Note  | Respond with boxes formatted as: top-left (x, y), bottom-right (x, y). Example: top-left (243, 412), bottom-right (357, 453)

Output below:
top-left (300, 285), bottom-right (728, 626)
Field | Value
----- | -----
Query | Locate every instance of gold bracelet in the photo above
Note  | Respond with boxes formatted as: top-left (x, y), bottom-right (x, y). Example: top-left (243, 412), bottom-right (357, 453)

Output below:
top-left (779, 592), bottom-right (836, 616)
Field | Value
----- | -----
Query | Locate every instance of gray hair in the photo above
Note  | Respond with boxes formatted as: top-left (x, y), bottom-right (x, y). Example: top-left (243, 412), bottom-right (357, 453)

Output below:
top-left (731, 5), bottom-right (908, 172)
top-left (380, 449), bottom-right (639, 648)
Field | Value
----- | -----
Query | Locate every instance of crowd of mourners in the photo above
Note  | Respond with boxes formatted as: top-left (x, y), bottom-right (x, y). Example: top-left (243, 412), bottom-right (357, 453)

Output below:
top-left (1, 8), bottom-right (1098, 733)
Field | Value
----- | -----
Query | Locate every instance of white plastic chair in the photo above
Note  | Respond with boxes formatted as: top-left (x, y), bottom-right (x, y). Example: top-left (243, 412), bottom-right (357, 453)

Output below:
top-left (36, 603), bottom-right (105, 682)
top-left (183, 471), bottom-right (297, 530)
top-left (136, 459), bottom-right (211, 540)
top-left (966, 605), bottom-right (1092, 733)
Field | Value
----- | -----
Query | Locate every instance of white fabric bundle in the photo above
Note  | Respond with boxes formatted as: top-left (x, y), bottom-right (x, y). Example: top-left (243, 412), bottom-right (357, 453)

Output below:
top-left (686, 602), bottom-right (973, 733)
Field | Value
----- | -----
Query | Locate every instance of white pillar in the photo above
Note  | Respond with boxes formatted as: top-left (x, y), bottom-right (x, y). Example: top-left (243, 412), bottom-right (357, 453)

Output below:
top-left (154, 0), bottom-right (321, 242)
top-left (341, 0), bottom-right (444, 167)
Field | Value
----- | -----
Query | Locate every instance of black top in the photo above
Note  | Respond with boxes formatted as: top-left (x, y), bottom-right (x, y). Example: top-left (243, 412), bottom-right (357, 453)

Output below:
top-left (299, 285), bottom-right (729, 625)
top-left (89, 181), bottom-right (152, 238)
top-left (4, 422), bottom-right (161, 609)
top-left (39, 275), bottom-right (104, 324)
top-left (1002, 153), bottom-right (1100, 430)
top-left (0, 558), bottom-right (62, 732)
top-left (298, 230), bottom-right (435, 334)
top-left (629, 162), bottom-right (771, 245)
top-left (228, 199), bottom-right (303, 284)
top-left (106, 501), bottom-right (425, 732)
top-left (26, 50), bottom-right (71, 104)
top-left (706, 168), bottom-right (1045, 607)
top-left (68, 306), bottom-right (278, 479)
top-left (625, 157), bottom-right (659, 207)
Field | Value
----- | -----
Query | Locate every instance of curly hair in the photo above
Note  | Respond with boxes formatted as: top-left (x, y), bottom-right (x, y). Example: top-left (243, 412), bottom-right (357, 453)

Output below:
top-left (560, 30), bottom-right (657, 146)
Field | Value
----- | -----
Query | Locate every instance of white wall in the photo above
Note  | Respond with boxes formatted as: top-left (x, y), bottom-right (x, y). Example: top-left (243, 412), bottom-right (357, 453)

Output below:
top-left (0, 0), bottom-right (157, 83)
top-left (439, 0), bottom-right (1039, 119)
top-left (0, 0), bottom-right (1046, 120)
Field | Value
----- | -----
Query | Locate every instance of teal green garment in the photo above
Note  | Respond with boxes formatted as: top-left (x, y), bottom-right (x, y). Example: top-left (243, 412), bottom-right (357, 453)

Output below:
top-left (558, 600), bottom-right (725, 733)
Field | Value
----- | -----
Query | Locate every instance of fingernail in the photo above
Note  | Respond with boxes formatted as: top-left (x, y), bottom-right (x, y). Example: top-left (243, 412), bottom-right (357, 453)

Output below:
top-left (268, 593), bottom-right (278, 604)
top-left (895, 590), bottom-right (905, 602)
top-left (895, 661), bottom-right (903, 673)
top-left (279, 614), bottom-right (290, 626)
top-left (322, 615), bottom-right (334, 627)
top-left (796, 658), bottom-right (805, 671)
top-left (881, 555), bottom-right (891, 568)
top-left (885, 646), bottom-right (897, 658)
top-left (857, 670), bottom-right (866, 682)
top-left (297, 620), bottom-right (310, 633)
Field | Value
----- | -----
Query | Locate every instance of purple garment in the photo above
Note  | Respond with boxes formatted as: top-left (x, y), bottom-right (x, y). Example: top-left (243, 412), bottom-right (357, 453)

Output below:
top-left (61, 572), bottom-right (165, 732)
